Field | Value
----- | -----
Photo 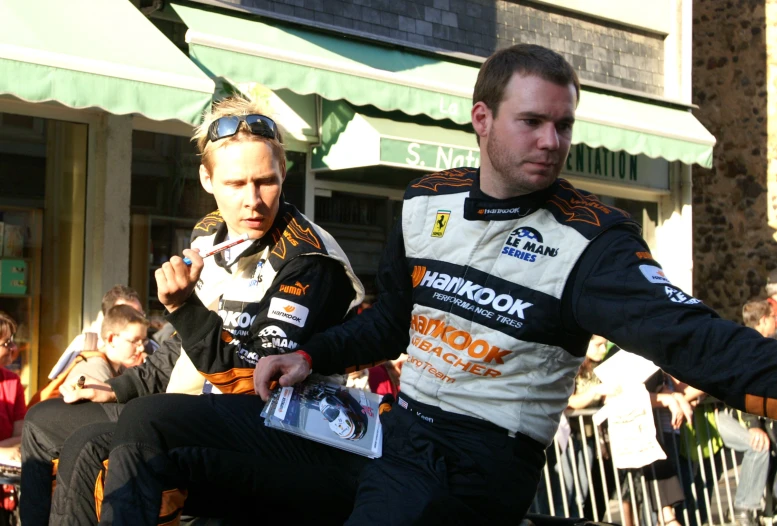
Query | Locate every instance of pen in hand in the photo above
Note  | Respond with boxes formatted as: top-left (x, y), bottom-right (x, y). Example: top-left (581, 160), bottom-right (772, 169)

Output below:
top-left (77, 376), bottom-right (86, 389)
top-left (183, 233), bottom-right (250, 265)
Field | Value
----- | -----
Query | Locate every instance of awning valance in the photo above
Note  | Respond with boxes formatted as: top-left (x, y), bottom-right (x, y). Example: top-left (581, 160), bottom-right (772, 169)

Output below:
top-left (575, 91), bottom-right (716, 169)
top-left (0, 0), bottom-right (215, 124)
top-left (311, 100), bottom-right (478, 172)
top-left (169, 2), bottom-right (477, 125)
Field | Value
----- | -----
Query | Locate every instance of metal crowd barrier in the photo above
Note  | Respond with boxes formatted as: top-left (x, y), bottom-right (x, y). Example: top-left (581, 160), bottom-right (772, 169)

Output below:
top-left (531, 402), bottom-right (768, 526)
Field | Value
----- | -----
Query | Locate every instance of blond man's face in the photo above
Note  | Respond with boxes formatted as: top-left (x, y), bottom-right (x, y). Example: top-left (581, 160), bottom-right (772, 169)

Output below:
top-left (200, 140), bottom-right (285, 240)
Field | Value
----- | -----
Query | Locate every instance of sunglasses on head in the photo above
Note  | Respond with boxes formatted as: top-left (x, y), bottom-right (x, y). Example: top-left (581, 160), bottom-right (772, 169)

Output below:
top-left (207, 114), bottom-right (279, 144)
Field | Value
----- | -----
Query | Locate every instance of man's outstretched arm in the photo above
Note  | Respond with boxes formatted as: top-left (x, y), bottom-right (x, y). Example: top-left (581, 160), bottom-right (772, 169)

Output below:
top-left (569, 227), bottom-right (777, 416)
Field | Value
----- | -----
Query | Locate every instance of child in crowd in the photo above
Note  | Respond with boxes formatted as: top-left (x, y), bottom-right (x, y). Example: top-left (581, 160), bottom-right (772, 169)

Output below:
top-left (743, 298), bottom-right (776, 339)
top-left (0, 312), bottom-right (26, 462)
top-left (31, 305), bottom-right (148, 405)
top-left (62, 305), bottom-right (148, 385)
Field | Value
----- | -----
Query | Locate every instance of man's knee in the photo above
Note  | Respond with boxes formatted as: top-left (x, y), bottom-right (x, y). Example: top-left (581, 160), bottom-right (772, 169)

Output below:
top-left (22, 399), bottom-right (64, 446)
top-left (57, 423), bottom-right (115, 486)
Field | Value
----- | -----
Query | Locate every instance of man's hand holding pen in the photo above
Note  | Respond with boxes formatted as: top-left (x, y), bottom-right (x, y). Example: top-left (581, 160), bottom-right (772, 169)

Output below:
top-left (155, 248), bottom-right (204, 313)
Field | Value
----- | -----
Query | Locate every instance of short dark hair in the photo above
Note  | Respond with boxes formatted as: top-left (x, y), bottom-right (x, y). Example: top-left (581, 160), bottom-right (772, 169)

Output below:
top-left (742, 299), bottom-right (772, 329)
top-left (101, 285), bottom-right (141, 315)
top-left (101, 305), bottom-right (149, 341)
top-left (473, 44), bottom-right (580, 118)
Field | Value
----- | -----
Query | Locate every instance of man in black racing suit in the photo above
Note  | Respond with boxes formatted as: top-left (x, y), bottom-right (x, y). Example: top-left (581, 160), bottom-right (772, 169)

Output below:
top-left (20, 96), bottom-right (362, 526)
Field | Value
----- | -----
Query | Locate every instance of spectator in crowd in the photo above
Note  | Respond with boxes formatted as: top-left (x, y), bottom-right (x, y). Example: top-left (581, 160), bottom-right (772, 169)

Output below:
top-left (146, 315), bottom-right (175, 346)
top-left (765, 271), bottom-right (777, 318)
top-left (49, 285), bottom-right (153, 380)
top-left (20, 95), bottom-right (363, 526)
top-left (368, 355), bottom-right (405, 398)
top-left (743, 298), bottom-right (776, 339)
top-left (76, 304), bottom-right (148, 378)
top-left (0, 312), bottom-right (27, 462)
top-left (0, 312), bottom-right (26, 526)
top-left (619, 370), bottom-right (692, 526)
top-left (713, 299), bottom-right (775, 526)
top-left (34, 305), bottom-right (149, 406)
top-left (98, 44), bottom-right (777, 525)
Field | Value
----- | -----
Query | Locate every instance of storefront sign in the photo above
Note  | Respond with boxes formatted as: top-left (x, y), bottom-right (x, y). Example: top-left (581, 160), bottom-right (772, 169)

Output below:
top-left (564, 144), bottom-right (669, 190)
top-left (381, 138), bottom-right (480, 171)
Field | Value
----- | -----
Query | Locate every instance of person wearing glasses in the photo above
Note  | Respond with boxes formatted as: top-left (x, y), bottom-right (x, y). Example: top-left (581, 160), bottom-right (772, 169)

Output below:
top-left (57, 305), bottom-right (149, 390)
top-left (48, 286), bottom-right (151, 382)
top-left (20, 96), bottom-right (363, 526)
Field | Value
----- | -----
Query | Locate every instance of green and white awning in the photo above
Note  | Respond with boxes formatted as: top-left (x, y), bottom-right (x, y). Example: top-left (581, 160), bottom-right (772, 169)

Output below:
top-left (170, 2), bottom-right (715, 167)
top-left (575, 91), bottom-right (716, 169)
top-left (169, 1), bottom-right (477, 125)
top-left (0, 0), bottom-right (215, 124)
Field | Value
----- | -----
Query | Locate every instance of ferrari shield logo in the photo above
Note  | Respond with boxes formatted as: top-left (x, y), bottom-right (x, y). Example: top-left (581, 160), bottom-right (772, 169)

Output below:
top-left (431, 210), bottom-right (450, 238)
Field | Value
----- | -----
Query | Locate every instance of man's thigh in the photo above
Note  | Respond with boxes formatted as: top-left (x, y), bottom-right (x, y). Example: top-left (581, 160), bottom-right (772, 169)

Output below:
top-left (110, 394), bottom-right (366, 520)
top-left (24, 399), bottom-right (118, 452)
top-left (112, 393), bottom-right (365, 467)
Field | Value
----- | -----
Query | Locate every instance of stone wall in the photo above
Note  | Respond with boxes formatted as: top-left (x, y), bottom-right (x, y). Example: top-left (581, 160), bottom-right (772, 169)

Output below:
top-left (207, 0), bottom-right (665, 95)
top-left (691, 0), bottom-right (774, 321)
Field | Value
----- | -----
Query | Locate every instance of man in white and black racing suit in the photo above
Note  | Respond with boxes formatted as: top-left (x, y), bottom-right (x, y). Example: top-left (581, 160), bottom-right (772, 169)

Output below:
top-left (20, 96), bottom-right (362, 526)
top-left (99, 44), bottom-right (777, 526)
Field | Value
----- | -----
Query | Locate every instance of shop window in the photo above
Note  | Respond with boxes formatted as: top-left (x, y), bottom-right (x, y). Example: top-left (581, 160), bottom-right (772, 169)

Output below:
top-left (0, 114), bottom-right (88, 395)
top-left (1, 114), bottom-right (34, 130)
top-left (315, 193), bottom-right (384, 227)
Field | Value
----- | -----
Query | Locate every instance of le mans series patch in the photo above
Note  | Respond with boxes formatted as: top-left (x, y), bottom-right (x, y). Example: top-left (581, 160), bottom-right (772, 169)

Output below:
top-left (431, 210), bottom-right (451, 238)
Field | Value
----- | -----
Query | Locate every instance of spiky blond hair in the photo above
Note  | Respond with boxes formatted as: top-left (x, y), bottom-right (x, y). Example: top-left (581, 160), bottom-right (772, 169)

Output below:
top-left (194, 96), bottom-right (286, 174)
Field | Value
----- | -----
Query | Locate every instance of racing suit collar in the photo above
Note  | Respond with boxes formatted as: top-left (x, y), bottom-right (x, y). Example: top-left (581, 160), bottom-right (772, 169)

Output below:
top-left (212, 204), bottom-right (290, 270)
top-left (463, 170), bottom-right (558, 221)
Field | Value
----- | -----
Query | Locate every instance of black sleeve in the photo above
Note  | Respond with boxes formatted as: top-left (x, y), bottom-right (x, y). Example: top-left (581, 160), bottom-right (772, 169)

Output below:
top-left (303, 220), bottom-right (413, 375)
top-left (568, 227), bottom-right (777, 413)
top-left (166, 255), bottom-right (355, 393)
top-left (106, 334), bottom-right (182, 403)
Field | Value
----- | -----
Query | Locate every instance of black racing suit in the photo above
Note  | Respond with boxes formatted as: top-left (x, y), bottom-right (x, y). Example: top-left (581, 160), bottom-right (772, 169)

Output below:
top-left (21, 205), bottom-right (359, 526)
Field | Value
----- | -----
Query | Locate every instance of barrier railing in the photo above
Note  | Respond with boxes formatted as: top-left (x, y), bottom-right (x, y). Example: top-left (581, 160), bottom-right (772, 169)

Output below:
top-left (532, 403), bottom-right (766, 526)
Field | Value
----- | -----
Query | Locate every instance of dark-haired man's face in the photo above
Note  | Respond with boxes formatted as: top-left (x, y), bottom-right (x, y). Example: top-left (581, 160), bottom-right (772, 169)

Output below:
top-left (474, 73), bottom-right (576, 198)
